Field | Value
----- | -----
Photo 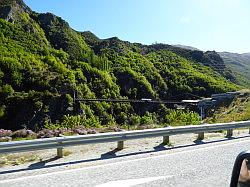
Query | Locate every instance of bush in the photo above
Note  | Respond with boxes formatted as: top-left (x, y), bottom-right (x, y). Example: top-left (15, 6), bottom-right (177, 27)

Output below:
top-left (140, 112), bottom-right (157, 126)
top-left (11, 129), bottom-right (36, 139)
top-left (0, 84), bottom-right (14, 98)
top-left (0, 129), bottom-right (12, 137)
top-left (130, 115), bottom-right (141, 126)
top-left (164, 110), bottom-right (201, 126)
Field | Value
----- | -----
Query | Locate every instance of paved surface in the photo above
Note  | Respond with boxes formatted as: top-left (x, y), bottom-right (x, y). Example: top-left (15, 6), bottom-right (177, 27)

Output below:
top-left (0, 132), bottom-right (250, 187)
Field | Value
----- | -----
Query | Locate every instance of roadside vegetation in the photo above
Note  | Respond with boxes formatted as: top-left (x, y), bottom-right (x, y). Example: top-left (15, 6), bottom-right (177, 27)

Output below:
top-left (0, 109), bottom-right (201, 142)
top-left (0, 153), bottom-right (39, 167)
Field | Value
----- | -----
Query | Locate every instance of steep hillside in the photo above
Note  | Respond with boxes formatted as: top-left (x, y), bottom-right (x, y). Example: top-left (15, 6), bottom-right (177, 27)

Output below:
top-left (0, 0), bottom-right (239, 130)
top-left (219, 52), bottom-right (250, 87)
top-left (205, 90), bottom-right (250, 123)
top-left (83, 34), bottom-right (236, 83)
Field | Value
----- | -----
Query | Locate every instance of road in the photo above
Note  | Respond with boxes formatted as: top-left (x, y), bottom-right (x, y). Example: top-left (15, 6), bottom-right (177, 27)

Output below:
top-left (0, 135), bottom-right (250, 187)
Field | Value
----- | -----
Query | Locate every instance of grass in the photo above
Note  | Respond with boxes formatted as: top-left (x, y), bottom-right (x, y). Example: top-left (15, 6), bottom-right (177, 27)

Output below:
top-left (63, 149), bottom-right (72, 157)
top-left (0, 149), bottom-right (72, 168)
top-left (0, 153), bottom-right (40, 167)
top-left (12, 137), bottom-right (36, 141)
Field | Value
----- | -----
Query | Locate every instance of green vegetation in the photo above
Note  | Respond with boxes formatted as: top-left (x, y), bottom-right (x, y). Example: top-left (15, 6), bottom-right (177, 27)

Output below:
top-left (164, 110), bottom-right (201, 126)
top-left (0, 0), bottom-right (241, 132)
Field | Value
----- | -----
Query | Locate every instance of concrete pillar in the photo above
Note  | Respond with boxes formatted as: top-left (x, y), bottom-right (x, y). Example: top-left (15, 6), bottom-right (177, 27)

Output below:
top-left (57, 147), bottom-right (64, 158)
top-left (117, 141), bottom-right (124, 150)
top-left (226, 129), bottom-right (233, 137)
top-left (197, 132), bottom-right (204, 140)
top-left (57, 141), bottom-right (64, 158)
top-left (163, 136), bottom-right (170, 145)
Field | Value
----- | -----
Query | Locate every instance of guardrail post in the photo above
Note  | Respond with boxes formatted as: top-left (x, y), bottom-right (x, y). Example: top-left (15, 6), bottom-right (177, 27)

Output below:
top-left (197, 132), bottom-right (204, 140)
top-left (226, 129), bottom-right (233, 137)
top-left (117, 141), bottom-right (124, 150)
top-left (163, 136), bottom-right (170, 145)
top-left (57, 141), bottom-right (64, 158)
top-left (249, 128), bottom-right (250, 134)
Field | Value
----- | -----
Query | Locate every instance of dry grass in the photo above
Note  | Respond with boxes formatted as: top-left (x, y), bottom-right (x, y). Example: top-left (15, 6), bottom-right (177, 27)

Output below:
top-left (205, 91), bottom-right (250, 123)
top-left (63, 149), bottom-right (72, 157)
top-left (0, 153), bottom-right (40, 167)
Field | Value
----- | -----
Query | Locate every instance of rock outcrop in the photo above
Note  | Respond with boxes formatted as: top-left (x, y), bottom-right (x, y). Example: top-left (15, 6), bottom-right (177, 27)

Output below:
top-left (0, 0), bottom-right (31, 22)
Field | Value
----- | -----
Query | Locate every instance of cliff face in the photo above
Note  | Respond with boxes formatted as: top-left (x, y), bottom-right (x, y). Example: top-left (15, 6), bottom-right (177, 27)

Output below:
top-left (0, 0), bottom-right (31, 22)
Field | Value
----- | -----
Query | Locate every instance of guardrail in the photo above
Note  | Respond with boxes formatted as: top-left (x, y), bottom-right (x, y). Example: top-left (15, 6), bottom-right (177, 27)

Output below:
top-left (0, 121), bottom-right (250, 158)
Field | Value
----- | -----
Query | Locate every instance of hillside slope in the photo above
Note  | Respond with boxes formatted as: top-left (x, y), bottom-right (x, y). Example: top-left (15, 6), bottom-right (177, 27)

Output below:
top-left (219, 52), bottom-right (250, 87)
top-left (0, 0), bottom-right (239, 130)
top-left (205, 90), bottom-right (250, 123)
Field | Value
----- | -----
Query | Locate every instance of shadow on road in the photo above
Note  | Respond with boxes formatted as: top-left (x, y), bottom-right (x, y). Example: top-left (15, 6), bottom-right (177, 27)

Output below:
top-left (154, 143), bottom-right (168, 151)
top-left (101, 148), bottom-right (121, 159)
top-left (0, 135), bottom-right (248, 175)
top-left (28, 157), bottom-right (59, 170)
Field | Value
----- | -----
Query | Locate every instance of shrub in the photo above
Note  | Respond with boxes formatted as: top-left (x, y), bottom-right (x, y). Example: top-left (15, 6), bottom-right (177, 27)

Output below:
top-left (11, 129), bottom-right (37, 139)
top-left (12, 129), bottom-right (28, 138)
top-left (130, 115), bottom-right (141, 126)
top-left (164, 110), bottom-right (201, 126)
top-left (73, 127), bottom-right (87, 135)
top-left (0, 129), bottom-right (12, 137)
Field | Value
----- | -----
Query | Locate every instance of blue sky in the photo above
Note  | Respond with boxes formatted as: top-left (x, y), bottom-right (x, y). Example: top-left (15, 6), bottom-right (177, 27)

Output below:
top-left (24, 0), bottom-right (250, 53)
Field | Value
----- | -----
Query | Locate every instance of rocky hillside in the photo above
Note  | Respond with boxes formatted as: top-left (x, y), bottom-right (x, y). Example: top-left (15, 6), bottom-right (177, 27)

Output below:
top-left (0, 0), bottom-right (239, 130)
top-left (205, 90), bottom-right (250, 123)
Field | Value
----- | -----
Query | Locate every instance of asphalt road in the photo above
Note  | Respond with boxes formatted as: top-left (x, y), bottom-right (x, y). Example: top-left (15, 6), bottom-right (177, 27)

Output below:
top-left (1, 136), bottom-right (250, 187)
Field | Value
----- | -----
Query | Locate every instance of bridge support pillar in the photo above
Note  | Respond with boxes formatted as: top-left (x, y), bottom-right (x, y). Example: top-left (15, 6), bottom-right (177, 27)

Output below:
top-left (226, 129), bottom-right (233, 137)
top-left (197, 132), bottom-right (204, 140)
top-left (163, 136), bottom-right (170, 145)
top-left (117, 141), bottom-right (124, 150)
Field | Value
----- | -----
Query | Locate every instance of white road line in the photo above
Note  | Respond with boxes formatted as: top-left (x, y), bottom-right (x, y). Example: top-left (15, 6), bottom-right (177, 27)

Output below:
top-left (94, 176), bottom-right (173, 187)
top-left (0, 137), bottom-right (250, 184)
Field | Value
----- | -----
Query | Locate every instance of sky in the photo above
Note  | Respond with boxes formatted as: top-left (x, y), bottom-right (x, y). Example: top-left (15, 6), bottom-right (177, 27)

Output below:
top-left (23, 0), bottom-right (250, 53)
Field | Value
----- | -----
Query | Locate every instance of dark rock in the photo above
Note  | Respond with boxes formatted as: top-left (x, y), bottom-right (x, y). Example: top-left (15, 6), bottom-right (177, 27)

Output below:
top-left (0, 0), bottom-right (32, 22)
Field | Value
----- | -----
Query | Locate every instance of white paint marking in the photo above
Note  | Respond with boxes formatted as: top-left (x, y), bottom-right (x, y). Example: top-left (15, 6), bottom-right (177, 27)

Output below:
top-left (0, 137), bottom-right (250, 184)
top-left (95, 176), bottom-right (173, 187)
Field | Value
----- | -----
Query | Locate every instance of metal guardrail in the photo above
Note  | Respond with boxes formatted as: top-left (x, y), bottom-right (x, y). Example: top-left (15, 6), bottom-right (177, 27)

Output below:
top-left (0, 121), bottom-right (250, 158)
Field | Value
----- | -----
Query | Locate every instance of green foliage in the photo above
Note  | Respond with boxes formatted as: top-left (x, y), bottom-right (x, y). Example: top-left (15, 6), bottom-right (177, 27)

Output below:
top-left (164, 110), bottom-right (201, 126)
top-left (140, 112), bottom-right (157, 125)
top-left (45, 114), bottom-right (101, 129)
top-left (35, 13), bottom-right (91, 61)
top-left (130, 115), bottom-right (141, 126)
top-left (60, 115), bottom-right (84, 129)
top-left (0, 105), bottom-right (5, 118)
top-left (0, 57), bottom-right (23, 87)
top-left (115, 67), bottom-right (156, 99)
top-left (0, 84), bottom-right (14, 98)
top-left (146, 50), bottom-right (238, 98)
